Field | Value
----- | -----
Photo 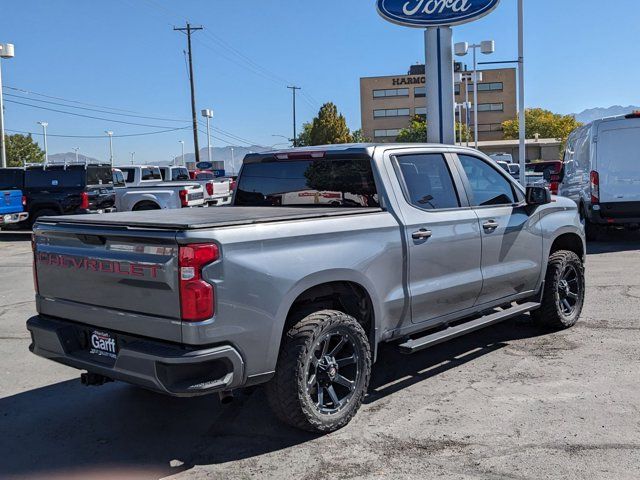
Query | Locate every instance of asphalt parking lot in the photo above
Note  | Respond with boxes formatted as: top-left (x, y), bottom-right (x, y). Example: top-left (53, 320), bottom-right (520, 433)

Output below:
top-left (1, 230), bottom-right (639, 480)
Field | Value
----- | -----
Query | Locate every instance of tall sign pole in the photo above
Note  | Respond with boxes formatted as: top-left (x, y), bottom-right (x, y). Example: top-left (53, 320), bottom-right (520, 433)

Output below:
top-left (175, 23), bottom-right (203, 164)
top-left (376, 0), bottom-right (501, 145)
top-left (425, 27), bottom-right (455, 144)
top-left (517, 0), bottom-right (526, 185)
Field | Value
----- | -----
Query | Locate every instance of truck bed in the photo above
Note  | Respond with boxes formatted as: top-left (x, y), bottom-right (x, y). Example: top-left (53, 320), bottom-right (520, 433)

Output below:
top-left (39, 206), bottom-right (383, 230)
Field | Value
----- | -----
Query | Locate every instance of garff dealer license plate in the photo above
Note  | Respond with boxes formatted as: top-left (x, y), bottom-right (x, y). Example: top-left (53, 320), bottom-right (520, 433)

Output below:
top-left (89, 330), bottom-right (118, 360)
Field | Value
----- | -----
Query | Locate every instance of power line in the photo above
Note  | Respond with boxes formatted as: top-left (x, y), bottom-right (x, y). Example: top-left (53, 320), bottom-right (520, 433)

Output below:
top-left (4, 98), bottom-right (189, 129)
top-left (3, 92), bottom-right (190, 123)
top-left (3, 85), bottom-right (144, 115)
top-left (6, 126), bottom-right (190, 139)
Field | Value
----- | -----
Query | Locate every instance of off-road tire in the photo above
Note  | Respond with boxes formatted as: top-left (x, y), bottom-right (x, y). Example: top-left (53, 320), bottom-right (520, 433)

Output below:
top-left (532, 250), bottom-right (585, 329)
top-left (266, 310), bottom-right (371, 433)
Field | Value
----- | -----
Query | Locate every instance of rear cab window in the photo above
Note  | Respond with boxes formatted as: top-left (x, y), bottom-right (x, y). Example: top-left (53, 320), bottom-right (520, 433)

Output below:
top-left (86, 166), bottom-right (113, 186)
top-left (235, 157), bottom-right (379, 208)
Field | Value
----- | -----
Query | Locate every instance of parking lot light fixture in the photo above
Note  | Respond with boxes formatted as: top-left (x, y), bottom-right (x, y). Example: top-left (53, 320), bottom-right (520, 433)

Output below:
top-left (455, 40), bottom-right (495, 148)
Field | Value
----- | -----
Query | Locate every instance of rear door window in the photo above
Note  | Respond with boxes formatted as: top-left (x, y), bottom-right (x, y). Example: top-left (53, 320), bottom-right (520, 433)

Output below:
top-left (120, 168), bottom-right (135, 183)
top-left (458, 155), bottom-right (516, 206)
top-left (395, 154), bottom-right (460, 210)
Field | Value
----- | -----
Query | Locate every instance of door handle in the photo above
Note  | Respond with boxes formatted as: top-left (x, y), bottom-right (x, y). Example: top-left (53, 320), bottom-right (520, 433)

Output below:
top-left (483, 220), bottom-right (499, 230)
top-left (412, 229), bottom-right (433, 240)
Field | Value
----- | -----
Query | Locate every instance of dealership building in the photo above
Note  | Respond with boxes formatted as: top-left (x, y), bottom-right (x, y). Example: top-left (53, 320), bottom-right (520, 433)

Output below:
top-left (360, 64), bottom-right (517, 142)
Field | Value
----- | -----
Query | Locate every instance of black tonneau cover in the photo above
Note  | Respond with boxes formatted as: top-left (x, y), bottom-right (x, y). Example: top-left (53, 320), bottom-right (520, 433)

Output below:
top-left (38, 206), bottom-right (383, 230)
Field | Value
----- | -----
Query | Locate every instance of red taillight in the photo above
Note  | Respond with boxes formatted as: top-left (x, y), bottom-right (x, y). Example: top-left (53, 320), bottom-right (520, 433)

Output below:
top-left (206, 183), bottom-right (214, 196)
top-left (80, 192), bottom-right (90, 210)
top-left (590, 170), bottom-right (600, 204)
top-left (179, 189), bottom-right (189, 207)
top-left (178, 243), bottom-right (219, 321)
top-left (22, 195), bottom-right (27, 207)
top-left (550, 182), bottom-right (559, 195)
top-left (31, 234), bottom-right (39, 294)
top-left (230, 180), bottom-right (237, 191)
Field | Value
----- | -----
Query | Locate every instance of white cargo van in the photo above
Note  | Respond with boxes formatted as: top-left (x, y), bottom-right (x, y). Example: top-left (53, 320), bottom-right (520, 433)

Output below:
top-left (559, 113), bottom-right (640, 240)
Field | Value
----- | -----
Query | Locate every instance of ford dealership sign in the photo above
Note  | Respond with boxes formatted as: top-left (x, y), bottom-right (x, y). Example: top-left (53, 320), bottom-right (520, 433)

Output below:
top-left (377, 0), bottom-right (501, 27)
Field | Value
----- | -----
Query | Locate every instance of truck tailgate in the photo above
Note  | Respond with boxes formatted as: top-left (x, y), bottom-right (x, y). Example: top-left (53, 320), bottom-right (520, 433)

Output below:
top-left (33, 222), bottom-right (182, 342)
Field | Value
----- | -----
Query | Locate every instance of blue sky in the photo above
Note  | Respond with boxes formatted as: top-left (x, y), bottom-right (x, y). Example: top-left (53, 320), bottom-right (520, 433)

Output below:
top-left (1, 0), bottom-right (638, 164)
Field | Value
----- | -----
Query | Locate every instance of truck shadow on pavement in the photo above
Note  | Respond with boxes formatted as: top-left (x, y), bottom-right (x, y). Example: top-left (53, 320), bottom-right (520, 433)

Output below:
top-left (0, 314), bottom-right (553, 480)
top-left (586, 229), bottom-right (640, 255)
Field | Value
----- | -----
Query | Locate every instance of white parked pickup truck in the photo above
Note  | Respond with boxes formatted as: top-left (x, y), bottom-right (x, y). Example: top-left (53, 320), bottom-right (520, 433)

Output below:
top-left (112, 167), bottom-right (205, 211)
top-left (159, 166), bottom-right (231, 207)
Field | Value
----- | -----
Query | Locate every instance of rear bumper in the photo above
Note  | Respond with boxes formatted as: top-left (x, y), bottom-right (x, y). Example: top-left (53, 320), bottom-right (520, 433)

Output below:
top-left (0, 212), bottom-right (29, 225)
top-left (77, 207), bottom-right (117, 215)
top-left (27, 315), bottom-right (245, 397)
top-left (590, 202), bottom-right (640, 225)
top-left (206, 196), bottom-right (232, 207)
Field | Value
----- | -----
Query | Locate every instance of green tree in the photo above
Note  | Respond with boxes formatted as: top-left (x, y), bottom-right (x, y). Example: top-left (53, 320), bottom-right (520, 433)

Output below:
top-left (396, 116), bottom-right (470, 143)
top-left (308, 102), bottom-right (353, 146)
top-left (502, 108), bottom-right (582, 143)
top-left (295, 122), bottom-right (313, 147)
top-left (351, 129), bottom-right (371, 143)
top-left (4, 133), bottom-right (45, 167)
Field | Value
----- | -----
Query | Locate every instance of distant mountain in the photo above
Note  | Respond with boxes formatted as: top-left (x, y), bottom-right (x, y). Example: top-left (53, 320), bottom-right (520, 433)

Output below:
top-left (169, 145), bottom-right (270, 174)
top-left (574, 105), bottom-right (640, 124)
top-left (46, 152), bottom-right (102, 165)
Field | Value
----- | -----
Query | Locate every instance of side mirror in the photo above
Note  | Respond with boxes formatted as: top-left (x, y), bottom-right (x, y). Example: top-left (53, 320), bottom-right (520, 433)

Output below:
top-left (526, 186), bottom-right (552, 206)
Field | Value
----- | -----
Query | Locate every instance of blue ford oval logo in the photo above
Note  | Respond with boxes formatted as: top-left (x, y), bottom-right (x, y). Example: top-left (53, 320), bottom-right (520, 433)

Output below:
top-left (377, 0), bottom-right (501, 27)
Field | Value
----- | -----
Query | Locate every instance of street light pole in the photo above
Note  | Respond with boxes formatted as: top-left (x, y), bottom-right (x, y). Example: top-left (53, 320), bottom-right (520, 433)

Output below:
top-left (37, 122), bottom-right (49, 165)
top-left (179, 140), bottom-right (185, 166)
top-left (73, 147), bottom-right (79, 164)
top-left (201, 109), bottom-right (213, 164)
top-left (230, 147), bottom-right (235, 176)
top-left (105, 131), bottom-right (113, 166)
top-left (455, 41), bottom-right (494, 149)
top-left (518, 0), bottom-right (526, 185)
top-left (0, 43), bottom-right (15, 169)
top-left (130, 152), bottom-right (135, 165)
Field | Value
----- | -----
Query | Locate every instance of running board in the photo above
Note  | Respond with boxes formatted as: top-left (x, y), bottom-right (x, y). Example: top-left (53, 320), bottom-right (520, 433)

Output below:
top-left (398, 302), bottom-right (540, 354)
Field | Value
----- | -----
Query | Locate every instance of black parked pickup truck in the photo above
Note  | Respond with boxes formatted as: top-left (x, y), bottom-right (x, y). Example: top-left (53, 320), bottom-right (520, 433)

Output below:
top-left (0, 164), bottom-right (116, 228)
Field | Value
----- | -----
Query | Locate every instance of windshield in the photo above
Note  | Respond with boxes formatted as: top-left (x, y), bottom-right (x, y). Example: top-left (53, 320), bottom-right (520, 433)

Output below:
top-left (235, 158), bottom-right (379, 208)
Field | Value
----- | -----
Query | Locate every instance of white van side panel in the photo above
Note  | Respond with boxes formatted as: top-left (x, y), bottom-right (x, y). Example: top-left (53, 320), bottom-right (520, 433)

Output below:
top-left (597, 119), bottom-right (640, 203)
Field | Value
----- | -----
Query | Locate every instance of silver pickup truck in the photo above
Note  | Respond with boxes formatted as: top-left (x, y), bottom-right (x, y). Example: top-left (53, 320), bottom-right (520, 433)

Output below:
top-left (27, 144), bottom-right (586, 433)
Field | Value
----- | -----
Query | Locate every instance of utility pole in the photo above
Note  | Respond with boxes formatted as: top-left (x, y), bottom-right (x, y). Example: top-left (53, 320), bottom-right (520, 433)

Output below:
top-left (73, 147), bottom-right (79, 164)
top-left (130, 152), bottom-right (135, 165)
top-left (174, 23), bottom-right (203, 164)
top-left (287, 86), bottom-right (301, 147)
top-left (179, 140), bottom-right (185, 166)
